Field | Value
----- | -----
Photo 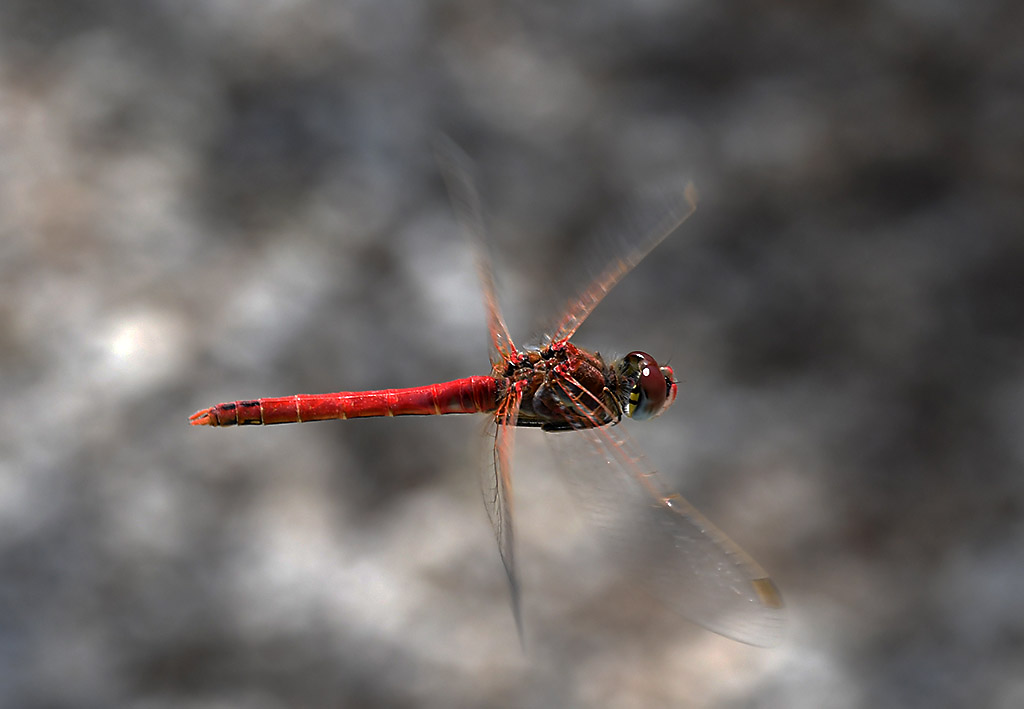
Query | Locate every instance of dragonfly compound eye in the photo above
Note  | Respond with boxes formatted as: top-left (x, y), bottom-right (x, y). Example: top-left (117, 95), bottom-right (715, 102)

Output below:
top-left (623, 351), bottom-right (668, 420)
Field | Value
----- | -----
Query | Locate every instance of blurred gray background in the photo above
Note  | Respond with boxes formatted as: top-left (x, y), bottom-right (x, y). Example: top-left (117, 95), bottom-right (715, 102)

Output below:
top-left (2, 1), bottom-right (1022, 707)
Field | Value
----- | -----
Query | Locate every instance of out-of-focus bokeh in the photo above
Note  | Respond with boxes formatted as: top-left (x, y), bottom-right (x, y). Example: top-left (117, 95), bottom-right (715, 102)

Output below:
top-left (2, 1), bottom-right (1022, 707)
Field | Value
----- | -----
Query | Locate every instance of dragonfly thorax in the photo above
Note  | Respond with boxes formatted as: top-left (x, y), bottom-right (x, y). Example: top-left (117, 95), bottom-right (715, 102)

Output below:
top-left (494, 342), bottom-right (675, 431)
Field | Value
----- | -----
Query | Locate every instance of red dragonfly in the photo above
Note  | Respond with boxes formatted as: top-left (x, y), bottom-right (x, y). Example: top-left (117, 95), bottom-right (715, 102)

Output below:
top-left (190, 144), bottom-right (784, 646)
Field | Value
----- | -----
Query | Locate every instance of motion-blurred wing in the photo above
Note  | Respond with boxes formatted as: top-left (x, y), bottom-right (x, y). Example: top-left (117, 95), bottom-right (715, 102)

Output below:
top-left (552, 424), bottom-right (784, 646)
top-left (551, 183), bottom-right (697, 343)
top-left (480, 384), bottom-right (525, 643)
top-left (435, 136), bottom-right (517, 365)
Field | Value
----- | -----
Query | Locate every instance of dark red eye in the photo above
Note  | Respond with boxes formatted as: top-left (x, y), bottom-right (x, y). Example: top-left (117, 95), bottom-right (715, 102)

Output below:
top-left (624, 351), bottom-right (668, 420)
top-left (661, 364), bottom-right (678, 410)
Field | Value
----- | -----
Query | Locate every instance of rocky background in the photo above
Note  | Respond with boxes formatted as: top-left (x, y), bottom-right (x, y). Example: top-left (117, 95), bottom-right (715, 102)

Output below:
top-left (1, 1), bottom-right (1022, 707)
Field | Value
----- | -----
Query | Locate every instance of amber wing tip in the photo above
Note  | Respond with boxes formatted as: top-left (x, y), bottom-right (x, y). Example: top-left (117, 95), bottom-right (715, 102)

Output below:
top-left (188, 408), bottom-right (215, 426)
top-left (752, 577), bottom-right (785, 610)
top-left (684, 180), bottom-right (699, 208)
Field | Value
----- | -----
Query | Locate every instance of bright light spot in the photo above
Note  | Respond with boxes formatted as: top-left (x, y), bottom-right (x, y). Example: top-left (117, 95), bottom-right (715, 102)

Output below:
top-left (93, 309), bottom-right (188, 393)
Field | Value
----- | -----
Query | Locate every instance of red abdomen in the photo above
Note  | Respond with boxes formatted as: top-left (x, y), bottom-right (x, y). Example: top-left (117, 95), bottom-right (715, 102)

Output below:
top-left (190, 376), bottom-right (500, 426)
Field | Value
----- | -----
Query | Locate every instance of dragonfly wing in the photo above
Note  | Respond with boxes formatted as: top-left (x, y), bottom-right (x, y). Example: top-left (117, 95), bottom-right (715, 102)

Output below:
top-left (434, 136), bottom-right (517, 365)
top-left (480, 383), bottom-right (525, 643)
top-left (551, 182), bottom-right (698, 343)
top-left (550, 424), bottom-right (784, 647)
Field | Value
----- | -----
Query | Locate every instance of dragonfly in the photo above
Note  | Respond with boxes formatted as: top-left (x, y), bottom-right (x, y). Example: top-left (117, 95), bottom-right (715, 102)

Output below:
top-left (190, 144), bottom-right (784, 647)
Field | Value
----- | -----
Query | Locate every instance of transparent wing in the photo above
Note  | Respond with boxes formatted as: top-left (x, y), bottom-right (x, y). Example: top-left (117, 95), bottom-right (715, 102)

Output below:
top-left (550, 182), bottom-right (698, 344)
top-left (480, 383), bottom-right (525, 644)
top-left (434, 136), bottom-right (517, 365)
top-left (550, 423), bottom-right (784, 647)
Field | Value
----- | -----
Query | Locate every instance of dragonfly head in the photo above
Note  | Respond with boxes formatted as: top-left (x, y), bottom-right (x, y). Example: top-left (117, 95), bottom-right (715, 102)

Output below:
top-left (617, 351), bottom-right (678, 421)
